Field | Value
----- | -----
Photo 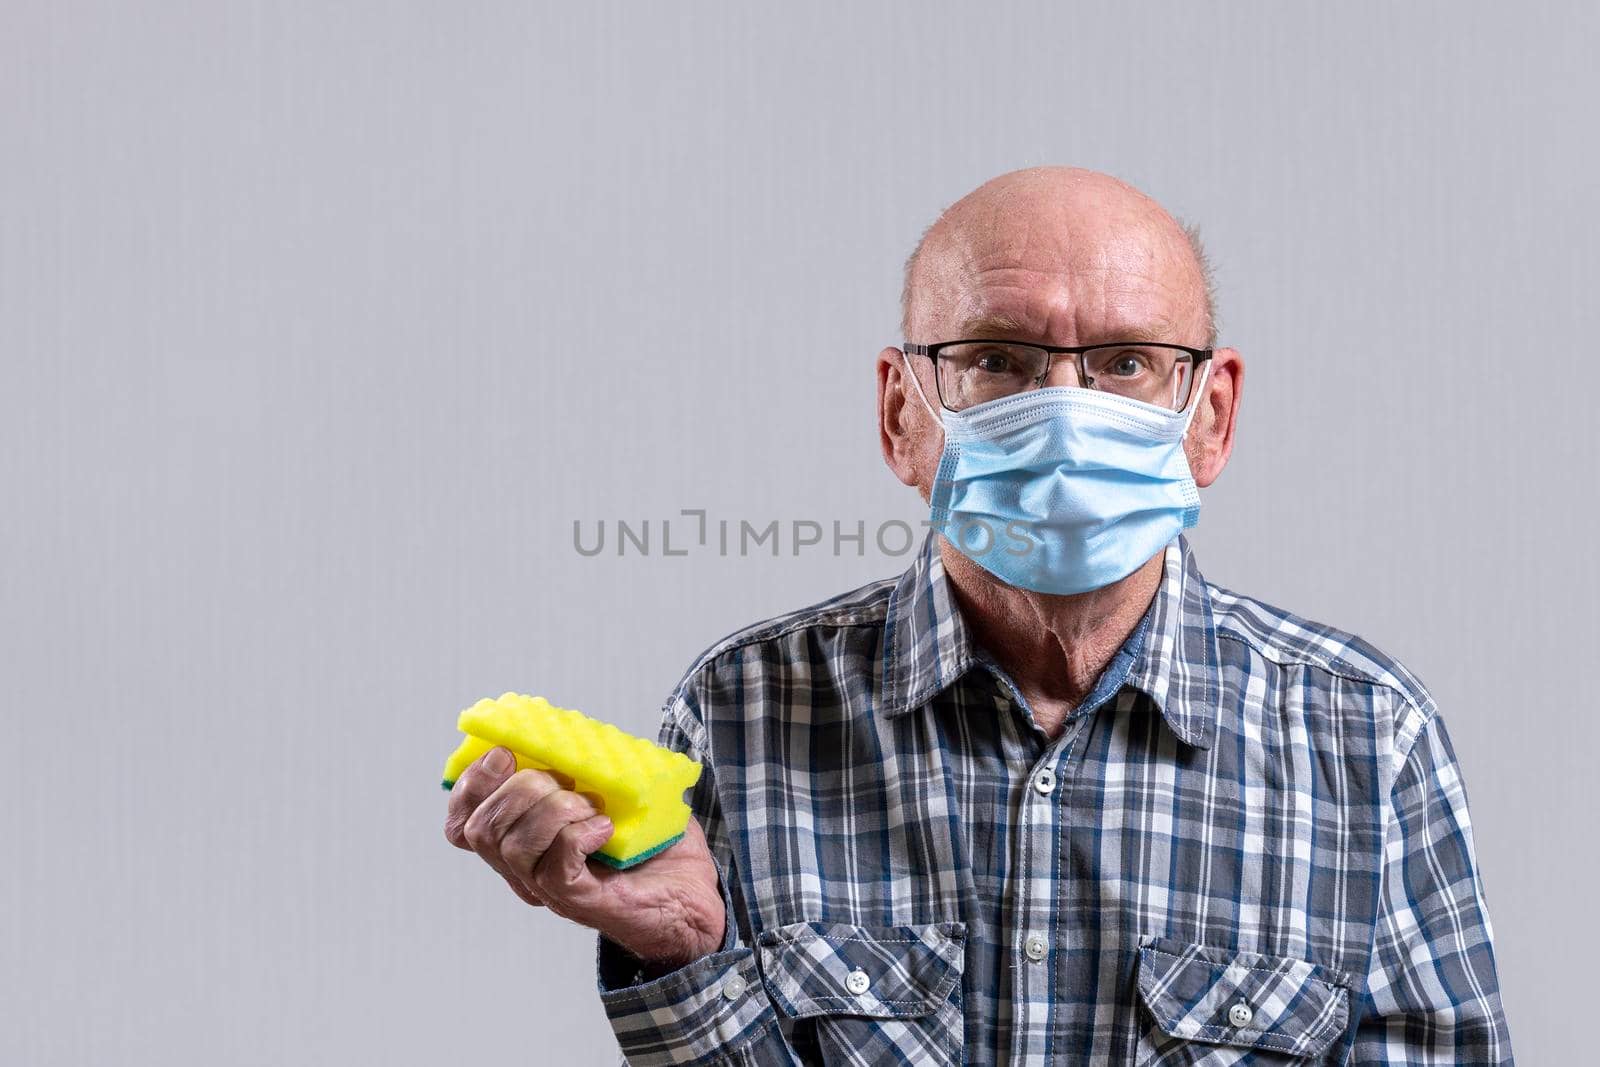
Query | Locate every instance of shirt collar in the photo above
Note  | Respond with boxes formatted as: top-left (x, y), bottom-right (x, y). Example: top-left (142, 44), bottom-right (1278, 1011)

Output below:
top-left (1121, 532), bottom-right (1224, 749)
top-left (880, 531), bottom-right (1222, 750)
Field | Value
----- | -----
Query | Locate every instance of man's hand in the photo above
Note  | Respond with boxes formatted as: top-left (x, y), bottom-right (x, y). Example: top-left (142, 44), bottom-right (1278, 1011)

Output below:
top-left (444, 745), bottom-right (727, 968)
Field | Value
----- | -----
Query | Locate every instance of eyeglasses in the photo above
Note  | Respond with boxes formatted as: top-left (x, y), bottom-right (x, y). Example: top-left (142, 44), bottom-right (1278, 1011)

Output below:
top-left (903, 339), bottom-right (1213, 413)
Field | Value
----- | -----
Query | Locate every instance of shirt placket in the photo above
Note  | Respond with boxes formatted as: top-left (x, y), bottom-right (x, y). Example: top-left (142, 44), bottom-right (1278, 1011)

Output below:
top-left (990, 673), bottom-right (1086, 1067)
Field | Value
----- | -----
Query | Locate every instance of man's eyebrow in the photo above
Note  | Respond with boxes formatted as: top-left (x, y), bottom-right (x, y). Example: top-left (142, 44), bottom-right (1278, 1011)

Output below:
top-left (1100, 321), bottom-right (1180, 344)
top-left (955, 314), bottom-right (1182, 345)
top-left (956, 313), bottom-right (1029, 337)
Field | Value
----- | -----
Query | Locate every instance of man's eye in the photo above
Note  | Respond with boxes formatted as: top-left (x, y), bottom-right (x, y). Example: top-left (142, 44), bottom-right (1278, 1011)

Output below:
top-left (1103, 350), bottom-right (1150, 377)
top-left (974, 350), bottom-right (1015, 374)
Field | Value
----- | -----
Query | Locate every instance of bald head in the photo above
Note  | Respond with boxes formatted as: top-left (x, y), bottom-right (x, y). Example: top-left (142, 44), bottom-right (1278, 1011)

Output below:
top-left (899, 167), bottom-right (1217, 348)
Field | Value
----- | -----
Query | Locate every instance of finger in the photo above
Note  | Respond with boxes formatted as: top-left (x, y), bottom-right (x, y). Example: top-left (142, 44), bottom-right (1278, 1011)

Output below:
top-left (531, 814), bottom-right (613, 911)
top-left (444, 746), bottom-right (518, 849)
top-left (500, 788), bottom-right (602, 885)
top-left (462, 769), bottom-right (566, 907)
top-left (462, 768), bottom-right (564, 856)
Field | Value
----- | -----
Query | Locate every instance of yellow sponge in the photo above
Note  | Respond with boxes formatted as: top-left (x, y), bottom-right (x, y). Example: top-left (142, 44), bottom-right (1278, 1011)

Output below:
top-left (441, 693), bottom-right (703, 870)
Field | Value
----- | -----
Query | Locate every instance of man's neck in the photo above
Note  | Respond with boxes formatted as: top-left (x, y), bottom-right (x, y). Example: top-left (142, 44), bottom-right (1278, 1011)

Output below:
top-left (938, 542), bottom-right (1164, 739)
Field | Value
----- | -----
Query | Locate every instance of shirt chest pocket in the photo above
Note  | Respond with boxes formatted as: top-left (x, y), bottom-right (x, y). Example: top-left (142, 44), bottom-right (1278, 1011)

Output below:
top-left (1134, 935), bottom-right (1355, 1065)
top-left (755, 919), bottom-right (967, 1066)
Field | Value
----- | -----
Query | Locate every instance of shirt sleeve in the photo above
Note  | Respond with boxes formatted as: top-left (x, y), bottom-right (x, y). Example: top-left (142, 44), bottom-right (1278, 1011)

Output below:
top-left (593, 694), bottom-right (804, 1066)
top-left (1350, 709), bottom-right (1515, 1064)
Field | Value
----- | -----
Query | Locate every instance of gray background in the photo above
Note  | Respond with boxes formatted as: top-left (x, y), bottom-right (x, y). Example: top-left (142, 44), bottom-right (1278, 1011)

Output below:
top-left (2, 2), bottom-right (1589, 1063)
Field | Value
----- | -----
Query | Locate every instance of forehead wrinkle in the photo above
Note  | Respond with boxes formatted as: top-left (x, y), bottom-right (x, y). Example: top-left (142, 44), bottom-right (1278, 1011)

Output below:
top-left (949, 274), bottom-right (1068, 342)
top-left (952, 255), bottom-right (1198, 347)
top-left (961, 222), bottom-right (1186, 313)
top-left (1071, 251), bottom-right (1206, 343)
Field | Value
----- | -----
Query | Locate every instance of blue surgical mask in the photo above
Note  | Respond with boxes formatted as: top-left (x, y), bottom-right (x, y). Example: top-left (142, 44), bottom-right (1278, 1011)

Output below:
top-left (903, 352), bottom-right (1210, 595)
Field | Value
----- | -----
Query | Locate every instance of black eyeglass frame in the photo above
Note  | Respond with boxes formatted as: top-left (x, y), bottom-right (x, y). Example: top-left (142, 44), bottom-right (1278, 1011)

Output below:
top-left (903, 339), bottom-right (1214, 413)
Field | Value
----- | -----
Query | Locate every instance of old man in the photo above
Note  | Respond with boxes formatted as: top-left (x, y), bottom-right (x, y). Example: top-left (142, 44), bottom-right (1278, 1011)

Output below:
top-left (445, 166), bottom-right (1513, 1064)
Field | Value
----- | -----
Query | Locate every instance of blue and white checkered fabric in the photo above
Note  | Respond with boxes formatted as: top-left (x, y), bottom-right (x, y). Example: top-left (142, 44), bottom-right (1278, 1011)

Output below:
top-left (595, 531), bottom-right (1513, 1064)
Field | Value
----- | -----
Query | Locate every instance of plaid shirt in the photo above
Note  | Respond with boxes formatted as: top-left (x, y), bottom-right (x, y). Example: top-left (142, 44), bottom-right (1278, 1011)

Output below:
top-left (594, 532), bottom-right (1513, 1065)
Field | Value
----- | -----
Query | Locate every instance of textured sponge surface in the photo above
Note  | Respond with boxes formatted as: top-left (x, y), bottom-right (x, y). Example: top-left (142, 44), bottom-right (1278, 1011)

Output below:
top-left (441, 693), bottom-right (702, 869)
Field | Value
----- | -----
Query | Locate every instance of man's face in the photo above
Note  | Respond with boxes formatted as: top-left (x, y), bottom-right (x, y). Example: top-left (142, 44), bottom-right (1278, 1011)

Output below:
top-left (880, 169), bottom-right (1238, 502)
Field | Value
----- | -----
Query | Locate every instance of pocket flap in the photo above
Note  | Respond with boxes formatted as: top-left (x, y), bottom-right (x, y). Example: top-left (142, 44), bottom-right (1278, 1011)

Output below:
top-left (1136, 935), bottom-right (1354, 1059)
top-left (755, 920), bottom-right (966, 1020)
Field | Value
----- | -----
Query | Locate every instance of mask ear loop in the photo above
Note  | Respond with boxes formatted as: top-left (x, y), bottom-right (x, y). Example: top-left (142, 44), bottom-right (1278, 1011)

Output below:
top-left (900, 349), bottom-right (946, 441)
top-left (1178, 359), bottom-right (1213, 436)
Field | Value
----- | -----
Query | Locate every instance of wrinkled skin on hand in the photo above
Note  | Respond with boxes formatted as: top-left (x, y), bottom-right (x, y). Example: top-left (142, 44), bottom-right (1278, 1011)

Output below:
top-left (444, 746), bottom-right (726, 968)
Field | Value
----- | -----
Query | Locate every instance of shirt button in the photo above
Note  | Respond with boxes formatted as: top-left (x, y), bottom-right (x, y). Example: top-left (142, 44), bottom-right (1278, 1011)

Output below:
top-left (845, 969), bottom-right (871, 995)
top-left (1228, 1001), bottom-right (1254, 1027)
top-left (721, 975), bottom-right (746, 1001)
top-left (1024, 933), bottom-right (1048, 961)
top-left (1033, 768), bottom-right (1056, 795)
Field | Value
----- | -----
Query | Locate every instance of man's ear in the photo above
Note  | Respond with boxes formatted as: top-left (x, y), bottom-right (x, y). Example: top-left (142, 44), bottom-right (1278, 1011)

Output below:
top-left (877, 346), bottom-right (925, 489)
top-left (1185, 347), bottom-right (1242, 488)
